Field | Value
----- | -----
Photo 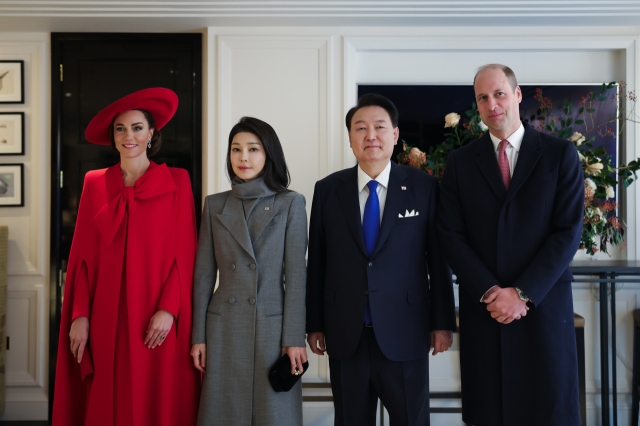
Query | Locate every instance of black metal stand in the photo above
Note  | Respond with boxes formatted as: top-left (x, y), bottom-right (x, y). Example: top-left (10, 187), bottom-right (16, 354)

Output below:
top-left (571, 260), bottom-right (640, 426)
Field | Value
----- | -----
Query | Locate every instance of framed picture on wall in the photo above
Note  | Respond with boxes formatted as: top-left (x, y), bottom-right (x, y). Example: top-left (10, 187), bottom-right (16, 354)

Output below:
top-left (0, 164), bottom-right (23, 206)
top-left (0, 112), bottom-right (24, 155)
top-left (0, 60), bottom-right (24, 104)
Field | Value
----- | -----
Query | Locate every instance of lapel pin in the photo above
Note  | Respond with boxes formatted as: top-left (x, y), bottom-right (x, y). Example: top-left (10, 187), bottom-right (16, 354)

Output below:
top-left (264, 207), bottom-right (270, 210)
top-left (401, 186), bottom-right (406, 190)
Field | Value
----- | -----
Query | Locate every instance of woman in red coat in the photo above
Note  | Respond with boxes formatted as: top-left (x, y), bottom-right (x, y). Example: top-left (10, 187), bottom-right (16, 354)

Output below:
top-left (52, 88), bottom-right (200, 426)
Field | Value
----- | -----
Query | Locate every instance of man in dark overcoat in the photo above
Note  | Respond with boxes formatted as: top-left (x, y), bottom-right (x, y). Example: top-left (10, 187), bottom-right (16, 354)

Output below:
top-left (438, 64), bottom-right (584, 426)
top-left (306, 93), bottom-right (456, 425)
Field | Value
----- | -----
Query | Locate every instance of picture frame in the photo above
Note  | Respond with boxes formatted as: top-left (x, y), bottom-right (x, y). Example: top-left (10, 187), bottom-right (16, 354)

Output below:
top-left (0, 163), bottom-right (24, 207)
top-left (0, 60), bottom-right (24, 104)
top-left (0, 112), bottom-right (24, 155)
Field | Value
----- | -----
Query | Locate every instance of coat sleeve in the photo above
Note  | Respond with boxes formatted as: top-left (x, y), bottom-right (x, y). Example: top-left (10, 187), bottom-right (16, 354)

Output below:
top-left (71, 261), bottom-right (90, 320)
top-left (281, 193), bottom-right (308, 347)
top-left (53, 172), bottom-right (96, 426)
top-left (511, 142), bottom-right (584, 306)
top-left (425, 180), bottom-right (456, 332)
top-left (158, 261), bottom-right (180, 319)
top-left (158, 170), bottom-right (197, 320)
top-left (170, 170), bottom-right (197, 334)
top-left (305, 181), bottom-right (326, 333)
top-left (192, 196), bottom-right (218, 344)
top-left (438, 152), bottom-right (502, 302)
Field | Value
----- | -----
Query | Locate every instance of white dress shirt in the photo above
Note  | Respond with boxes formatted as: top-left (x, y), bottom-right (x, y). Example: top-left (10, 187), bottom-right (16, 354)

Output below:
top-left (489, 123), bottom-right (525, 177)
top-left (357, 161), bottom-right (391, 224)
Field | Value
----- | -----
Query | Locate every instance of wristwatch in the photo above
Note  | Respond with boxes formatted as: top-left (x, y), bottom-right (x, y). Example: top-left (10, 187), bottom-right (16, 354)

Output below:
top-left (514, 287), bottom-right (531, 303)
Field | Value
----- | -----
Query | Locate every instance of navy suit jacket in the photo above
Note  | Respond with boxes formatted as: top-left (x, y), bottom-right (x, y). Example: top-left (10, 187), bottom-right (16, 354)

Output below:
top-left (306, 162), bottom-right (455, 362)
top-left (438, 122), bottom-right (584, 426)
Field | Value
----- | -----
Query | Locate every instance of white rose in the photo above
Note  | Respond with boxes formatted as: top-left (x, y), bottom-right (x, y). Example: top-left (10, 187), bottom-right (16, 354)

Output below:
top-left (578, 152), bottom-right (585, 162)
top-left (444, 112), bottom-right (460, 128)
top-left (585, 159), bottom-right (604, 176)
top-left (585, 179), bottom-right (597, 191)
top-left (605, 185), bottom-right (615, 199)
top-left (569, 131), bottom-right (586, 146)
top-left (478, 120), bottom-right (488, 131)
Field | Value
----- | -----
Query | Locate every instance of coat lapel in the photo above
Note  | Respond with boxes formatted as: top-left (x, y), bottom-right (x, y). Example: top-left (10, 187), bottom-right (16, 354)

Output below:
top-left (216, 194), bottom-right (255, 260)
top-left (336, 166), bottom-right (368, 256)
top-left (247, 196), bottom-right (277, 244)
top-left (505, 124), bottom-right (541, 204)
top-left (372, 163), bottom-right (408, 257)
top-left (474, 132), bottom-right (507, 200)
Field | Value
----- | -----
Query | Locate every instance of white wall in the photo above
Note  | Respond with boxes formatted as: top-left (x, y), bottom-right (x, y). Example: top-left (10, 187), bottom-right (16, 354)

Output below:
top-left (0, 32), bottom-right (49, 420)
top-left (1, 24), bottom-right (640, 424)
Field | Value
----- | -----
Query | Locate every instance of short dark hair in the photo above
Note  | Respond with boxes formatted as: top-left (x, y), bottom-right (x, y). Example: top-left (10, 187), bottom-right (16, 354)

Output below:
top-left (109, 108), bottom-right (162, 157)
top-left (227, 117), bottom-right (290, 192)
top-left (345, 93), bottom-right (399, 131)
top-left (474, 64), bottom-right (518, 92)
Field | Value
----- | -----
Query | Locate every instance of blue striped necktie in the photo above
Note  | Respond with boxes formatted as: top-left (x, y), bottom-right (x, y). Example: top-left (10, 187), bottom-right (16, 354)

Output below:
top-left (362, 180), bottom-right (380, 325)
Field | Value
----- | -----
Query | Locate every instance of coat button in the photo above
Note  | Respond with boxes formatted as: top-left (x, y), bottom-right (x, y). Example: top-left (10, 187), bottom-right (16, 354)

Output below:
top-left (363, 290), bottom-right (368, 295)
top-left (250, 263), bottom-right (256, 270)
top-left (368, 262), bottom-right (373, 267)
top-left (249, 297), bottom-right (256, 305)
top-left (229, 297), bottom-right (236, 304)
top-left (231, 263), bottom-right (236, 270)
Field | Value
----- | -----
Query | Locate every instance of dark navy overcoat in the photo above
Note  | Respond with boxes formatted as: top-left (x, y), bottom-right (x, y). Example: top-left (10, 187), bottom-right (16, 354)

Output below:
top-left (438, 123), bottom-right (584, 426)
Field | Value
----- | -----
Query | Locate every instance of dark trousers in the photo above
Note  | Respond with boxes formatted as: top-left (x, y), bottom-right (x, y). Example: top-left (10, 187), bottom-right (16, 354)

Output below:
top-left (329, 326), bottom-right (430, 426)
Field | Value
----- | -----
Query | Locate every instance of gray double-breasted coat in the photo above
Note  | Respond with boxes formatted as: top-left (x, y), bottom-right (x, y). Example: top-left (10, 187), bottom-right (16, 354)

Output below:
top-left (192, 179), bottom-right (307, 426)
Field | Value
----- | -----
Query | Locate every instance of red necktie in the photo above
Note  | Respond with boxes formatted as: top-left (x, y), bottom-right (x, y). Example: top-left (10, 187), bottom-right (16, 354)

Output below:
top-left (498, 139), bottom-right (511, 190)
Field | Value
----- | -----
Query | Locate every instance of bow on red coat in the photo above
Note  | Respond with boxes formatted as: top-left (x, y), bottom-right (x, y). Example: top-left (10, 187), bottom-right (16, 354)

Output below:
top-left (93, 164), bottom-right (177, 247)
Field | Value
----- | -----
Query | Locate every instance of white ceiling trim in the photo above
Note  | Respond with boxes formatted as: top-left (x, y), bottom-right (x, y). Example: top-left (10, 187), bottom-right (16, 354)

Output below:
top-left (1, 0), bottom-right (640, 17)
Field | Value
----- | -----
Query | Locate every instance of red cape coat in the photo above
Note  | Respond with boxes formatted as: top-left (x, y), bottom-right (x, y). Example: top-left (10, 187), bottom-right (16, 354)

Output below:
top-left (53, 162), bottom-right (200, 426)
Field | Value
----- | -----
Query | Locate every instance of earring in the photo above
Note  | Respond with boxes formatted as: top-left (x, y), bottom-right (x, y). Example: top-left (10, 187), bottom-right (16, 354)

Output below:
top-left (147, 140), bottom-right (151, 149)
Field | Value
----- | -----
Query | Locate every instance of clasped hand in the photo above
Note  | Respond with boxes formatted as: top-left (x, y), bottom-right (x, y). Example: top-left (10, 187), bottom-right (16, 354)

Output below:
top-left (484, 287), bottom-right (529, 324)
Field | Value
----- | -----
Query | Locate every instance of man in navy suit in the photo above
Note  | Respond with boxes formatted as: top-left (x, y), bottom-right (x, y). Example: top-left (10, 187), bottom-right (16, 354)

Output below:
top-left (438, 64), bottom-right (584, 426)
top-left (306, 93), bottom-right (456, 425)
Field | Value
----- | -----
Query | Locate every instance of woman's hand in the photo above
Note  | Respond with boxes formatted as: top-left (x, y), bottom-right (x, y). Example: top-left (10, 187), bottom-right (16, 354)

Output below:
top-left (144, 309), bottom-right (174, 348)
top-left (282, 346), bottom-right (308, 375)
top-left (69, 316), bottom-right (89, 363)
top-left (191, 344), bottom-right (206, 373)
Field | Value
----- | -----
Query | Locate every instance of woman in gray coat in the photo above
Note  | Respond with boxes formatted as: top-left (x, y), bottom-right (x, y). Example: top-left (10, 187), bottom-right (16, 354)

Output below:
top-left (191, 117), bottom-right (308, 426)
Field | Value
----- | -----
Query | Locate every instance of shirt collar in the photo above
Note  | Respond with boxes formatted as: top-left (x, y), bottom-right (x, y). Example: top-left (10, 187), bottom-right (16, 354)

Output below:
top-left (358, 161), bottom-right (391, 192)
top-left (490, 122), bottom-right (525, 152)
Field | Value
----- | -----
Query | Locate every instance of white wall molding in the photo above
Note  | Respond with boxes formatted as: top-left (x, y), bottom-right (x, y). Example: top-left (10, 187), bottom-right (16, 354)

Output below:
top-left (2, 3), bottom-right (640, 32)
top-left (0, 1), bottom-right (639, 19)
top-left (0, 33), bottom-right (50, 421)
top-left (0, 38), bottom-right (49, 276)
top-left (5, 284), bottom-right (48, 389)
top-left (214, 34), bottom-right (334, 203)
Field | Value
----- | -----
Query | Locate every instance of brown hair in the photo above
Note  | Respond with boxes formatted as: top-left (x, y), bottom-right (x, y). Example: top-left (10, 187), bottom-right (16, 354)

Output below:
top-left (109, 109), bottom-right (162, 157)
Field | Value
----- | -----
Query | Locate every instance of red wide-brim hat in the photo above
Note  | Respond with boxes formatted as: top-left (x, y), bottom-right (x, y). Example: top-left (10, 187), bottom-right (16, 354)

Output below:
top-left (85, 87), bottom-right (179, 145)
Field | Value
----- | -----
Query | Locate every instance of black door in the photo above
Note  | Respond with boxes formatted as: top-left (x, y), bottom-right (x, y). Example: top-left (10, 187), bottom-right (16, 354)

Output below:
top-left (49, 32), bottom-right (202, 418)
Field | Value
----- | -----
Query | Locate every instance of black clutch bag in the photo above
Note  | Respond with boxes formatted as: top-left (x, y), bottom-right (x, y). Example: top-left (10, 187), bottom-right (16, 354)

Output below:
top-left (268, 353), bottom-right (309, 392)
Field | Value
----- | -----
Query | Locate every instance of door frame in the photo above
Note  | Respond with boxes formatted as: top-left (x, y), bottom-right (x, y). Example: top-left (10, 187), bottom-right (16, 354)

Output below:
top-left (49, 32), bottom-right (202, 419)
